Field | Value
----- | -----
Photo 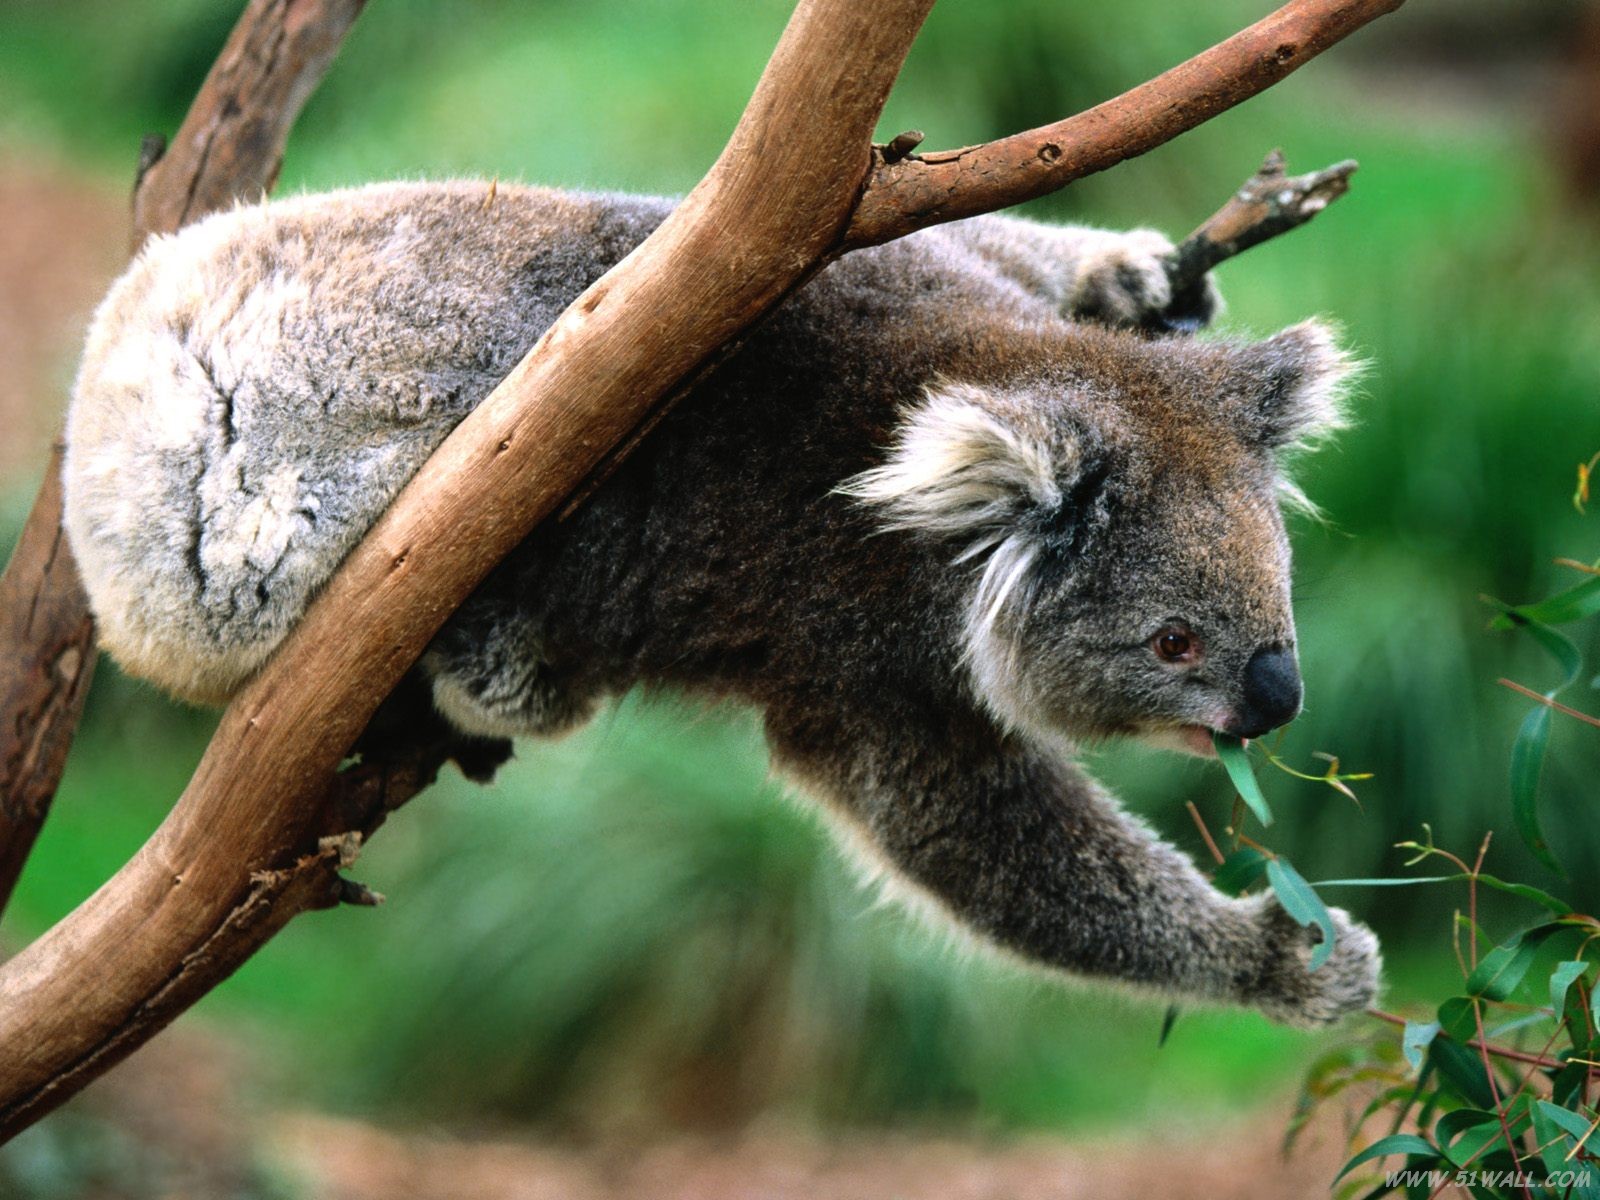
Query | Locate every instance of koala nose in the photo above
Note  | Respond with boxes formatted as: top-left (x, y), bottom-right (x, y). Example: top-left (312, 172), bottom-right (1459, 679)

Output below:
top-left (1230, 645), bottom-right (1302, 738)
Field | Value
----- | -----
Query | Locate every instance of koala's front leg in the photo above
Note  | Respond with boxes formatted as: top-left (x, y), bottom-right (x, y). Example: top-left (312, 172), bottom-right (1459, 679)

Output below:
top-left (774, 717), bottom-right (1378, 1027)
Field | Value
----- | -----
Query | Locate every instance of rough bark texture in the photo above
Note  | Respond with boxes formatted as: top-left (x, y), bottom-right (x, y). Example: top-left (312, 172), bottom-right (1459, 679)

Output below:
top-left (0, 0), bottom-right (1405, 1141)
top-left (130, 0), bottom-right (369, 248)
top-left (1168, 149), bottom-right (1356, 285)
top-left (842, 0), bottom-right (1404, 249)
top-left (0, 0), bottom-right (368, 922)
top-left (0, 457), bottom-right (96, 919)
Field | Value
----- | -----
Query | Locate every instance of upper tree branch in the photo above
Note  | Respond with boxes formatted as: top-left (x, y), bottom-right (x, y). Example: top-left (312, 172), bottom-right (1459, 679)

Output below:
top-left (0, 0), bottom-right (1404, 1139)
top-left (1167, 148), bottom-right (1356, 292)
top-left (0, 0), bottom-right (367, 922)
top-left (844, 0), bottom-right (1401, 249)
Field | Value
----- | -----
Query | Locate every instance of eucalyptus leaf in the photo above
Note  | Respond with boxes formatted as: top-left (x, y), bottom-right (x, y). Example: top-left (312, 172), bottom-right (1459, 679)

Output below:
top-left (1488, 574), bottom-right (1600, 630)
top-left (1501, 612), bottom-right (1584, 687)
top-left (1266, 857), bottom-right (1336, 971)
top-left (1213, 733), bottom-right (1272, 827)
top-left (1313, 872), bottom-right (1570, 914)
top-left (1487, 1010), bottom-right (1554, 1039)
top-left (1533, 1099), bottom-right (1572, 1179)
top-left (1553, 1061), bottom-right (1592, 1110)
top-left (1212, 847), bottom-right (1268, 896)
top-left (1535, 1099), bottom-right (1598, 1153)
top-left (1553, 960), bottom-right (1589, 1018)
top-left (1436, 995), bottom-right (1479, 1043)
top-left (1332, 1134), bottom-right (1438, 1183)
top-left (1435, 1108), bottom-right (1506, 1168)
top-left (1467, 923), bottom-right (1565, 1000)
top-left (1428, 1037), bottom-right (1497, 1109)
top-left (1401, 1021), bottom-right (1439, 1073)
top-left (1511, 704), bottom-right (1563, 876)
top-left (1475, 874), bottom-right (1573, 914)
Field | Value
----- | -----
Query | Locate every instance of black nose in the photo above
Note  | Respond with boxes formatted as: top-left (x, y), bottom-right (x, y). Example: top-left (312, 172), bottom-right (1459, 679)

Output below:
top-left (1231, 645), bottom-right (1302, 738)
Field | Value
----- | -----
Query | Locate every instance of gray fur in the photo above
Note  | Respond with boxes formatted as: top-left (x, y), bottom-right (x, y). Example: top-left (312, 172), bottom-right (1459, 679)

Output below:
top-left (63, 180), bottom-right (1377, 1027)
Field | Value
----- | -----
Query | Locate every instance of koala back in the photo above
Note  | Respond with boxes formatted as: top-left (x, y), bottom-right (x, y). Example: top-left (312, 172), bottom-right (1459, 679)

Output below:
top-left (64, 181), bottom-right (670, 703)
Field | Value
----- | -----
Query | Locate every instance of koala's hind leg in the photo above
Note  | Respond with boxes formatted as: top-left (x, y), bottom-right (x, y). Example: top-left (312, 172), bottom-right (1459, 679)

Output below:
top-left (421, 600), bottom-right (596, 741)
top-left (769, 707), bottom-right (1379, 1028)
top-left (353, 671), bottom-right (513, 784)
top-left (941, 215), bottom-right (1222, 331)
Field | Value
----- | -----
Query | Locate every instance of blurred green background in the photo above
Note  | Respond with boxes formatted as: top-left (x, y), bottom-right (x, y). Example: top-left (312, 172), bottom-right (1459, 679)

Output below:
top-left (1, 0), bottom-right (1598, 1193)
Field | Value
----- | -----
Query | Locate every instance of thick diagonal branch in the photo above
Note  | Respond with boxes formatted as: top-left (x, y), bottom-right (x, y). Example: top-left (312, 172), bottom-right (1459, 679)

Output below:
top-left (0, 0), bottom-right (1404, 1139)
top-left (0, 0), bottom-right (937, 1138)
top-left (0, 0), bottom-right (367, 920)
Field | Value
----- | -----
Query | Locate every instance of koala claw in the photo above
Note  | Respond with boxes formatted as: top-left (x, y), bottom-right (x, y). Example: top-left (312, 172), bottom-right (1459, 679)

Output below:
top-left (1070, 228), bottom-right (1221, 332)
top-left (1249, 899), bottom-right (1382, 1028)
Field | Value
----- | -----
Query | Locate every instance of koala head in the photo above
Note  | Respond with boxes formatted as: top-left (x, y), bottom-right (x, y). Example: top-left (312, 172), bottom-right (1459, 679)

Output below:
top-left (845, 320), bottom-right (1355, 755)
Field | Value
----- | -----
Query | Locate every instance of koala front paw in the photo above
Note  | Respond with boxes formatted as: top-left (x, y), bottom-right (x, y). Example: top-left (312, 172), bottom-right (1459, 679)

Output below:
top-left (1248, 899), bottom-right (1381, 1028)
top-left (1069, 229), bottom-right (1220, 332)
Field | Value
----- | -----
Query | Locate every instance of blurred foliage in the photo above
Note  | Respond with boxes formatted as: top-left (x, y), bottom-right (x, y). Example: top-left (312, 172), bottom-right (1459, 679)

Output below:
top-left (0, 1108), bottom-right (297, 1200)
top-left (1293, 478), bottom-right (1600, 1199)
top-left (1, 0), bottom-right (1598, 1161)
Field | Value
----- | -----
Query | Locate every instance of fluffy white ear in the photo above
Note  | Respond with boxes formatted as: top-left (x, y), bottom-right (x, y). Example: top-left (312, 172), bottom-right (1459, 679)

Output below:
top-left (839, 382), bottom-right (1067, 538)
top-left (1233, 319), bottom-right (1359, 449)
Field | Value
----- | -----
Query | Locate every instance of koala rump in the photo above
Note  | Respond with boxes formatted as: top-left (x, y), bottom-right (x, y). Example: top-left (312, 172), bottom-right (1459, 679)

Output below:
top-left (63, 180), bottom-right (1378, 1028)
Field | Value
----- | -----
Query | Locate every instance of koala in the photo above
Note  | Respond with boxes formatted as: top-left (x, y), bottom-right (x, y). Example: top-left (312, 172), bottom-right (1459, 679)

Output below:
top-left (63, 180), bottom-right (1379, 1028)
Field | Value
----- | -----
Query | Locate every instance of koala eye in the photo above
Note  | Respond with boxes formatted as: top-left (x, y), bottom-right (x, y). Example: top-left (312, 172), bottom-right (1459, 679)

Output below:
top-left (1151, 625), bottom-right (1201, 665)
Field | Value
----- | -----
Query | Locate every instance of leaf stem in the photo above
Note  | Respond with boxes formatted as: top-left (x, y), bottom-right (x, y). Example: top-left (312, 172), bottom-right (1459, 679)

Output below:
top-left (1366, 1007), bottom-right (1565, 1071)
top-left (1498, 678), bottom-right (1600, 730)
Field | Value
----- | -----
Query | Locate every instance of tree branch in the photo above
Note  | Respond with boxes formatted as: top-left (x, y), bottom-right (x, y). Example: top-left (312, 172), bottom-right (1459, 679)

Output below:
top-left (0, 0), bottom-right (366, 928)
top-left (0, 0), bottom-right (1404, 1139)
top-left (0, 0), bottom-right (367, 922)
top-left (1167, 148), bottom-right (1356, 292)
top-left (1158, 148), bottom-right (1356, 330)
top-left (131, 0), bottom-right (369, 247)
top-left (0, 463), bottom-right (96, 923)
top-left (0, 0), bottom-right (937, 1139)
top-left (1366, 1007), bottom-right (1566, 1073)
top-left (843, 0), bottom-right (1401, 249)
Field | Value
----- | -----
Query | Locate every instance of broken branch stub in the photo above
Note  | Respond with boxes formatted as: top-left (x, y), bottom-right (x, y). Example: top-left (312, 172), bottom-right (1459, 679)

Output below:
top-left (1167, 149), bottom-right (1357, 296)
top-left (1157, 149), bottom-right (1358, 330)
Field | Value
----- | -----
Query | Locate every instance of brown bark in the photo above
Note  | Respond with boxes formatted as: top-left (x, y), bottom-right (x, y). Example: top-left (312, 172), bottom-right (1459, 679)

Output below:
top-left (843, 0), bottom-right (1404, 249)
top-left (0, 0), bottom-right (937, 1139)
top-left (0, 0), bottom-right (367, 921)
top-left (0, 458), bottom-right (95, 919)
top-left (0, 0), bottom-right (1405, 1140)
top-left (131, 0), bottom-right (370, 249)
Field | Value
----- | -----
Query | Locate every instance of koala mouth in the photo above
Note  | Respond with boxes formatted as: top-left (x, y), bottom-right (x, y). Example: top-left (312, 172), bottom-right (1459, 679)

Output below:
top-left (1137, 723), bottom-right (1224, 758)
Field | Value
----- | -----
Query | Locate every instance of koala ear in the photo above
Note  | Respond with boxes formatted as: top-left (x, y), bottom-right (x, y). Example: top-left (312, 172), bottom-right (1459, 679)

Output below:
top-left (1230, 320), bottom-right (1357, 449)
top-left (839, 382), bottom-right (1068, 539)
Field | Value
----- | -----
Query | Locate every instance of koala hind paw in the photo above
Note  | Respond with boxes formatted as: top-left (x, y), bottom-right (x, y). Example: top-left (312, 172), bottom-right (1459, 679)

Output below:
top-left (1070, 228), bottom-right (1220, 332)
